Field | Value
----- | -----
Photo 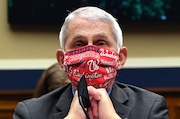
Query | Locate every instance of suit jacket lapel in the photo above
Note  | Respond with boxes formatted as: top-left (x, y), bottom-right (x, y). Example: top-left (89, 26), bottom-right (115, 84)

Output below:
top-left (53, 84), bottom-right (73, 119)
top-left (110, 83), bottom-right (131, 119)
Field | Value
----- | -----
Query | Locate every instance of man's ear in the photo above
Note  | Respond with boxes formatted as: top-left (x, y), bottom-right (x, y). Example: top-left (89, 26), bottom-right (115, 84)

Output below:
top-left (117, 46), bottom-right (128, 70)
top-left (56, 49), bottom-right (65, 68)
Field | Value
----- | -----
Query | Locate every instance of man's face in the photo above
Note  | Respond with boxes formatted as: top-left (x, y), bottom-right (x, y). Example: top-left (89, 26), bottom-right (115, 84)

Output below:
top-left (57, 17), bottom-right (128, 90)
top-left (63, 17), bottom-right (118, 90)
top-left (64, 17), bottom-right (117, 52)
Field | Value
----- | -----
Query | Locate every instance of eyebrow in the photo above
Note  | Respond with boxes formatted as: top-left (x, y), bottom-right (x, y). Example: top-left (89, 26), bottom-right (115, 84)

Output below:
top-left (72, 33), bottom-right (109, 42)
top-left (73, 34), bottom-right (85, 40)
top-left (93, 33), bottom-right (109, 39)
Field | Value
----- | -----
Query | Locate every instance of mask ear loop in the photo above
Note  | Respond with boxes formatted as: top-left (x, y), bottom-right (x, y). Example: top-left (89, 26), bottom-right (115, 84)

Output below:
top-left (77, 75), bottom-right (91, 119)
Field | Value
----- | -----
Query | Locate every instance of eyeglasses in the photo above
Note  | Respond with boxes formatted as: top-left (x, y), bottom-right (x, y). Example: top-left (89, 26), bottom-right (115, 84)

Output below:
top-left (77, 75), bottom-right (91, 119)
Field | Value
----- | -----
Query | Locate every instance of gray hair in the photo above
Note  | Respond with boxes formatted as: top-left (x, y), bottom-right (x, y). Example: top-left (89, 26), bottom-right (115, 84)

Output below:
top-left (59, 6), bottom-right (123, 52)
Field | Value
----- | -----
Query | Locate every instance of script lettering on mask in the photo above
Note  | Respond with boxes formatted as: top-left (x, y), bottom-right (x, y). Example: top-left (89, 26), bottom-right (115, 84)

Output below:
top-left (100, 79), bottom-right (112, 88)
top-left (73, 69), bottom-right (84, 78)
top-left (100, 49), bottom-right (117, 59)
top-left (105, 67), bottom-right (116, 74)
top-left (87, 59), bottom-right (99, 72)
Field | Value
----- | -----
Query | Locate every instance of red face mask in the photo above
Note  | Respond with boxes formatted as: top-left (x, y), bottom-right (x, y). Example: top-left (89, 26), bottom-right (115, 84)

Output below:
top-left (63, 45), bottom-right (119, 89)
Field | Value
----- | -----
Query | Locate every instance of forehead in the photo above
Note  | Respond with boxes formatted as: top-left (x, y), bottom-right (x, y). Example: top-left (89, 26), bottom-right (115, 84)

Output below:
top-left (66, 17), bottom-right (113, 35)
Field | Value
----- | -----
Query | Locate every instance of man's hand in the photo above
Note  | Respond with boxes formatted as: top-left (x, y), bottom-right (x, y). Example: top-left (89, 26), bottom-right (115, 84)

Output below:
top-left (65, 86), bottom-right (121, 119)
top-left (88, 86), bottom-right (121, 119)
top-left (64, 91), bottom-right (86, 119)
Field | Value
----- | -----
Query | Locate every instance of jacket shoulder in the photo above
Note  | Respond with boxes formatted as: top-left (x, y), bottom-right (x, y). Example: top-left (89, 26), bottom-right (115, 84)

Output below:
top-left (14, 84), bottom-right (72, 119)
top-left (114, 81), bottom-right (163, 98)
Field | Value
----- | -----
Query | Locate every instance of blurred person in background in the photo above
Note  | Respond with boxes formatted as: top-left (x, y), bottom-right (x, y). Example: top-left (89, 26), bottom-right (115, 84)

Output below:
top-left (33, 63), bottom-right (70, 98)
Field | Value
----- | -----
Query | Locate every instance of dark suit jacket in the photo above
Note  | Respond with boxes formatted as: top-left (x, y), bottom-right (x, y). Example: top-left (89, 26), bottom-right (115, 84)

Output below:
top-left (13, 82), bottom-right (169, 119)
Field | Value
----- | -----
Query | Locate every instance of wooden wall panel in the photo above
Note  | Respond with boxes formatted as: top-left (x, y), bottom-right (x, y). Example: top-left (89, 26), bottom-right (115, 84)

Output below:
top-left (0, 90), bottom-right (33, 119)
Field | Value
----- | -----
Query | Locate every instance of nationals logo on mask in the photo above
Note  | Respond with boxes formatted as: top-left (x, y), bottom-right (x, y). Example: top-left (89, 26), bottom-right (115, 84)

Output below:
top-left (63, 45), bottom-right (119, 89)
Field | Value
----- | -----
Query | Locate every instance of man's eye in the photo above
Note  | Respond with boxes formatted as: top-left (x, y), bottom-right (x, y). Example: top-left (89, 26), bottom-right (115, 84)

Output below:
top-left (96, 40), bottom-right (107, 46)
top-left (74, 42), bottom-right (84, 48)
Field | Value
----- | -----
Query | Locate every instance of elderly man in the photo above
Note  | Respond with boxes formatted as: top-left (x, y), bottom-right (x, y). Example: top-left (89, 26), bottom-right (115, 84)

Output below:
top-left (14, 6), bottom-right (169, 119)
